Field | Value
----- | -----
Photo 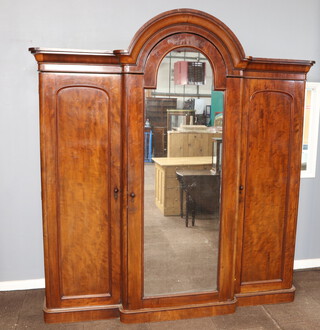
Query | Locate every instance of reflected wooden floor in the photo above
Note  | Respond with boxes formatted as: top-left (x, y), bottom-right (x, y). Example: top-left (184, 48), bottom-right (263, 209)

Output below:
top-left (144, 163), bottom-right (220, 296)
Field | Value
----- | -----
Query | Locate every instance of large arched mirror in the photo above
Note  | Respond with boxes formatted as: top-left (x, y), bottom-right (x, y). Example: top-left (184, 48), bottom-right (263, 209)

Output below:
top-left (143, 48), bottom-right (224, 297)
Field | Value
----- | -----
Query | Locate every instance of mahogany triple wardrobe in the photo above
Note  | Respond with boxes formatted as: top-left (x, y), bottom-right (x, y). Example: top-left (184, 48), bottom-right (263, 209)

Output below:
top-left (29, 9), bottom-right (314, 324)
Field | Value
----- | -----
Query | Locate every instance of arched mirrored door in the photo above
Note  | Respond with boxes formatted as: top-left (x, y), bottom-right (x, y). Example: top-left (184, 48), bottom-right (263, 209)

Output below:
top-left (143, 48), bottom-right (224, 297)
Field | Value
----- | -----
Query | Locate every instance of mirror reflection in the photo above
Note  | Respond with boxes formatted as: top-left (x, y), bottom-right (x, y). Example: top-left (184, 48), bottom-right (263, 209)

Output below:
top-left (144, 48), bottom-right (223, 296)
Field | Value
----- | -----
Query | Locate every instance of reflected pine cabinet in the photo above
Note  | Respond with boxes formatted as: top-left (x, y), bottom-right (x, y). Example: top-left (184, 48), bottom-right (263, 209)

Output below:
top-left (29, 9), bottom-right (313, 324)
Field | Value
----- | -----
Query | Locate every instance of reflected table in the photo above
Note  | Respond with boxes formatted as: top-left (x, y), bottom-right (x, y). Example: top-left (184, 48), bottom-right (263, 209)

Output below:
top-left (152, 157), bottom-right (212, 215)
top-left (176, 169), bottom-right (220, 227)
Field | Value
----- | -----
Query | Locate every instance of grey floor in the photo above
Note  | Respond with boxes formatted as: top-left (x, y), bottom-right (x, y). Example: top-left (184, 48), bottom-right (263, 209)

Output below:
top-left (144, 164), bottom-right (219, 296)
top-left (1, 269), bottom-right (320, 329)
top-left (2, 164), bottom-right (319, 329)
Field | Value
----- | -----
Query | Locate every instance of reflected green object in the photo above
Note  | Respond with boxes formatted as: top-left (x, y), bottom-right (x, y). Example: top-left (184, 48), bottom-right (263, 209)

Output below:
top-left (210, 91), bottom-right (224, 126)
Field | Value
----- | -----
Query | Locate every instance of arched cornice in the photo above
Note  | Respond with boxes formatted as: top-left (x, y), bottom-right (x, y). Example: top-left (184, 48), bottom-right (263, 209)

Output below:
top-left (29, 8), bottom-right (314, 76)
top-left (114, 8), bottom-right (246, 71)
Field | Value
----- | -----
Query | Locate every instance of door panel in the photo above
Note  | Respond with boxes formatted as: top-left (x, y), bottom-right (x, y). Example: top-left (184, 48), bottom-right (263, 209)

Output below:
top-left (57, 87), bottom-right (111, 298)
top-left (40, 74), bottom-right (121, 308)
top-left (240, 80), bottom-right (297, 291)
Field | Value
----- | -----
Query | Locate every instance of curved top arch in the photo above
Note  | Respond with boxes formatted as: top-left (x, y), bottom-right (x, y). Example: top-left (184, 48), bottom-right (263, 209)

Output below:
top-left (115, 8), bottom-right (246, 69)
top-left (143, 33), bottom-right (227, 90)
top-left (29, 8), bottom-right (313, 76)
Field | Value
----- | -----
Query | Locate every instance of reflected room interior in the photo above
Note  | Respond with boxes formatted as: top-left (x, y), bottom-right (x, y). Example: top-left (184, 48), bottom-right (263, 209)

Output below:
top-left (144, 48), bottom-right (224, 297)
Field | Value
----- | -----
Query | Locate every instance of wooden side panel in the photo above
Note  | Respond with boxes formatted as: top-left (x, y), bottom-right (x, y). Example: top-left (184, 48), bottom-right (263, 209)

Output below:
top-left (40, 73), bottom-right (121, 309)
top-left (240, 80), bottom-right (300, 292)
top-left (57, 87), bottom-right (111, 297)
top-left (218, 78), bottom-right (242, 300)
top-left (124, 74), bottom-right (145, 310)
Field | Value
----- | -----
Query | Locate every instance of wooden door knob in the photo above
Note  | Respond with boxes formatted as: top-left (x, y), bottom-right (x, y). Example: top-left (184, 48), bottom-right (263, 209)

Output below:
top-left (114, 187), bottom-right (119, 199)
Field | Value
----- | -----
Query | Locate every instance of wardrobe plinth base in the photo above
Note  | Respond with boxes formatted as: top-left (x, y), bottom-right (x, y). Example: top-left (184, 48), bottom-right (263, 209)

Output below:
top-left (119, 300), bottom-right (237, 323)
top-left (236, 286), bottom-right (295, 307)
top-left (43, 287), bottom-right (296, 324)
top-left (43, 304), bottom-right (120, 324)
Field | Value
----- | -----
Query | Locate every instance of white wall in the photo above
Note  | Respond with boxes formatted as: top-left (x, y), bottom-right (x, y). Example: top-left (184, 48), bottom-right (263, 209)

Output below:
top-left (0, 0), bottom-right (319, 286)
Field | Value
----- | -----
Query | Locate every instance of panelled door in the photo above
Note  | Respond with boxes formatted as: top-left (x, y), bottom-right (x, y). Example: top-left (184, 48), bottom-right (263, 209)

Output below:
top-left (238, 79), bottom-right (305, 294)
top-left (40, 73), bottom-right (122, 309)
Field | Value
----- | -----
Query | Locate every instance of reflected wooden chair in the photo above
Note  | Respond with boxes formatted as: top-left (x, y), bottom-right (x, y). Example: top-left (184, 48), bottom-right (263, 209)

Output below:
top-left (176, 169), bottom-right (220, 227)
